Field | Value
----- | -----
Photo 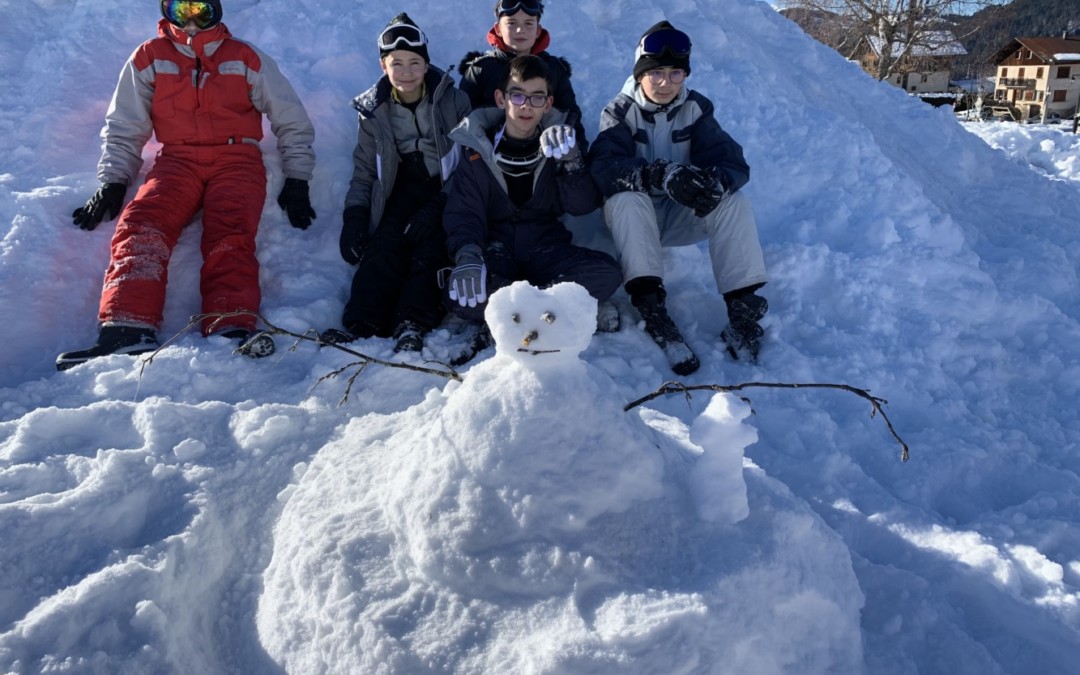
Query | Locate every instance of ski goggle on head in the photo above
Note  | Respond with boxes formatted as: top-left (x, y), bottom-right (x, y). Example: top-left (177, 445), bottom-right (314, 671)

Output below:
top-left (495, 0), bottom-right (544, 18)
top-left (637, 28), bottom-right (692, 58)
top-left (161, 1), bottom-right (220, 30)
top-left (378, 23), bottom-right (428, 52)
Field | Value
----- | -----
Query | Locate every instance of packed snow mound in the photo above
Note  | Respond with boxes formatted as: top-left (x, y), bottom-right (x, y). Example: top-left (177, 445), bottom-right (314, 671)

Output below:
top-left (256, 282), bottom-right (863, 673)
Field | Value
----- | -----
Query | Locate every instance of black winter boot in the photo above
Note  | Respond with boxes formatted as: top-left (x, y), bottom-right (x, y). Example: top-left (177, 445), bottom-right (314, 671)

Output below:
top-left (221, 329), bottom-right (276, 359)
top-left (721, 291), bottom-right (768, 362)
top-left (392, 320), bottom-right (424, 353)
top-left (56, 325), bottom-right (159, 371)
top-left (318, 328), bottom-right (357, 346)
top-left (630, 290), bottom-right (700, 376)
top-left (448, 321), bottom-right (493, 367)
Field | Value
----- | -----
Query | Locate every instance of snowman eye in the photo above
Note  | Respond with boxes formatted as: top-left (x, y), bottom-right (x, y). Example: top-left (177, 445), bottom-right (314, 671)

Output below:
top-left (542, 312), bottom-right (556, 324)
top-left (512, 313), bottom-right (521, 323)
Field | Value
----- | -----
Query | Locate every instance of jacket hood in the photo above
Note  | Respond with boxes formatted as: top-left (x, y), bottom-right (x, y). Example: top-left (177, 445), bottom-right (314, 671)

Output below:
top-left (486, 23), bottom-right (551, 55)
top-left (449, 105), bottom-right (567, 155)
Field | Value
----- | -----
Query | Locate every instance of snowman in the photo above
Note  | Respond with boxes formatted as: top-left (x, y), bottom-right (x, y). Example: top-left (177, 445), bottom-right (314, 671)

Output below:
top-left (257, 282), bottom-right (861, 674)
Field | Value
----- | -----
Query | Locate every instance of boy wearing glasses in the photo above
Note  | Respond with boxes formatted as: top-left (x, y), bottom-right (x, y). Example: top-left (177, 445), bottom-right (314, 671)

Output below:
top-left (57, 0), bottom-right (316, 370)
top-left (322, 13), bottom-right (471, 353)
top-left (457, 0), bottom-right (582, 138)
top-left (441, 55), bottom-right (621, 366)
top-left (591, 21), bottom-right (769, 373)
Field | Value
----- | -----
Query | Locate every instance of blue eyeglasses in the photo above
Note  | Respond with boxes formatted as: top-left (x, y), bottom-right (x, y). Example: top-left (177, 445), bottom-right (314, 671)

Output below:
top-left (505, 91), bottom-right (550, 107)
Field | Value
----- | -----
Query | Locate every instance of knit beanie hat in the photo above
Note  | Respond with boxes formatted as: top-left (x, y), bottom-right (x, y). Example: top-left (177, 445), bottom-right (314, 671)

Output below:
top-left (378, 13), bottom-right (430, 64)
top-left (632, 21), bottom-right (692, 80)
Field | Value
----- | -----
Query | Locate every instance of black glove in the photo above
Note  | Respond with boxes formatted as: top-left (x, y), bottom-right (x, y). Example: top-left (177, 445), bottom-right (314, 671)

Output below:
top-left (664, 164), bottom-right (726, 217)
top-left (72, 182), bottom-right (126, 231)
top-left (339, 205), bottom-right (370, 265)
top-left (640, 159), bottom-right (671, 193)
top-left (276, 178), bottom-right (316, 230)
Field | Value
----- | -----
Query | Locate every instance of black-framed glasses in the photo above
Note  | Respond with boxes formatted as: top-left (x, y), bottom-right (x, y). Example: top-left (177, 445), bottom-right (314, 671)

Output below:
top-left (506, 91), bottom-right (550, 107)
top-left (644, 69), bottom-right (686, 85)
top-left (378, 23), bottom-right (428, 52)
top-left (639, 28), bottom-right (692, 58)
top-left (161, 0), bottom-right (218, 29)
top-left (496, 0), bottom-right (544, 17)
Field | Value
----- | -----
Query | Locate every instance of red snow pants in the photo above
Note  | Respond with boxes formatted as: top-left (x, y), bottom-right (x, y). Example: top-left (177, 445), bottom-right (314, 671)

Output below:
top-left (98, 144), bottom-right (266, 335)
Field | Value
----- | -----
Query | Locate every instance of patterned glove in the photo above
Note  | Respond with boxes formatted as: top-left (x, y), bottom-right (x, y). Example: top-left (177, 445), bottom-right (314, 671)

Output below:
top-left (447, 245), bottom-right (488, 308)
top-left (72, 183), bottom-right (126, 231)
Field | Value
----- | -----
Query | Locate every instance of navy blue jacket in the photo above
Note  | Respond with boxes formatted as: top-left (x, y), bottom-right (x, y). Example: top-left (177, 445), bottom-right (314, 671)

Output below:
top-left (443, 108), bottom-right (601, 260)
top-left (590, 77), bottom-right (750, 199)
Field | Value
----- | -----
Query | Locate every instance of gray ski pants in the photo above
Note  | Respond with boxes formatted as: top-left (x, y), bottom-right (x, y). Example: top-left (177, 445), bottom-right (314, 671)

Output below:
top-left (602, 190), bottom-right (768, 295)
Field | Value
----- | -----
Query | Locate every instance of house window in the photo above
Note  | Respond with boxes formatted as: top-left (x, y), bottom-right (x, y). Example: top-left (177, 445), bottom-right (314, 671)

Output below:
top-left (1036, 67), bottom-right (1043, 78)
top-left (1056, 66), bottom-right (1070, 79)
top-left (1054, 90), bottom-right (1067, 102)
top-left (1018, 67), bottom-right (1026, 78)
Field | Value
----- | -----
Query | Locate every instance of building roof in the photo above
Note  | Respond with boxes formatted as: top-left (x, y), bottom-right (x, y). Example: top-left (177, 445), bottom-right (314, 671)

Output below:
top-left (865, 31), bottom-right (967, 59)
top-left (991, 37), bottom-right (1080, 65)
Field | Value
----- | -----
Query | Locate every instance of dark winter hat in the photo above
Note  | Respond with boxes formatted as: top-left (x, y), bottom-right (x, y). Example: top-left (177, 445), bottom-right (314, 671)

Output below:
top-left (378, 13), bottom-right (430, 64)
top-left (633, 21), bottom-right (692, 81)
top-left (160, 0), bottom-right (223, 30)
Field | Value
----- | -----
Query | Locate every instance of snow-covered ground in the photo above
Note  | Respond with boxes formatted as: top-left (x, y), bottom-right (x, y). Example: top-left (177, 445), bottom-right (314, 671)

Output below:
top-left (3, 1), bottom-right (1080, 673)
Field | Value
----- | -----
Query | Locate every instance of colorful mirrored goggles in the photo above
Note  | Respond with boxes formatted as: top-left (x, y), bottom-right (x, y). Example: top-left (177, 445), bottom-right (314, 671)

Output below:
top-left (496, 0), bottom-right (544, 17)
top-left (378, 24), bottom-right (428, 52)
top-left (161, 0), bottom-right (219, 29)
top-left (639, 28), bottom-right (692, 57)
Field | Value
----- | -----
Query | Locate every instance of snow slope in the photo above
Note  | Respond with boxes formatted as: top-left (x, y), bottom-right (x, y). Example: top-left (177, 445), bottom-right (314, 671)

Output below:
top-left (2, 0), bottom-right (1080, 673)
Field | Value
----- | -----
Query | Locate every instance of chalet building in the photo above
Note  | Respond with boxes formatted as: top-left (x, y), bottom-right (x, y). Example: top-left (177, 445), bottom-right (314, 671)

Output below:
top-left (849, 31), bottom-right (966, 94)
top-left (991, 35), bottom-right (1080, 121)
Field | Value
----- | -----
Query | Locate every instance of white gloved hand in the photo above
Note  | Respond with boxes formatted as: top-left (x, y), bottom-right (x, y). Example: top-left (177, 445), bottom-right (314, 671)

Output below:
top-left (539, 124), bottom-right (578, 161)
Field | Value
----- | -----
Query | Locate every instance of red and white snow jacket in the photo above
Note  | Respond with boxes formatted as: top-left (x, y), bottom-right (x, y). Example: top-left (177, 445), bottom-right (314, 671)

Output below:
top-left (97, 20), bottom-right (315, 185)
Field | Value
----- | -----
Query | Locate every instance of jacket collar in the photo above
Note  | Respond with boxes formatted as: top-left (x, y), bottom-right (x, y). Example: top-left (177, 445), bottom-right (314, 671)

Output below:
top-left (486, 24), bottom-right (551, 56)
top-left (158, 19), bottom-right (230, 56)
top-left (352, 66), bottom-right (451, 117)
top-left (622, 74), bottom-right (689, 116)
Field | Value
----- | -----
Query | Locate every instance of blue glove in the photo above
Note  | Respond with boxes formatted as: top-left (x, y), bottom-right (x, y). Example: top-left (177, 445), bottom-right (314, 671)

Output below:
top-left (448, 245), bottom-right (488, 308)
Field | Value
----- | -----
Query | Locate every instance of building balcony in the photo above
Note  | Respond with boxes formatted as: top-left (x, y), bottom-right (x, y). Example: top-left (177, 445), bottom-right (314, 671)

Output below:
top-left (997, 78), bottom-right (1036, 89)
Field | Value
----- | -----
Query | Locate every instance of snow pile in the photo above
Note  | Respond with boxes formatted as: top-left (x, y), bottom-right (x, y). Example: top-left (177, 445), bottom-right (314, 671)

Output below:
top-left (257, 282), bottom-right (861, 673)
top-left (2, 0), bottom-right (1080, 673)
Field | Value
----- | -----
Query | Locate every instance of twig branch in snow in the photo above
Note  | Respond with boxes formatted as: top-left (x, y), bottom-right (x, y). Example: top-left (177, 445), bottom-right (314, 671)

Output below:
top-left (624, 381), bottom-right (910, 462)
top-left (137, 311), bottom-right (462, 402)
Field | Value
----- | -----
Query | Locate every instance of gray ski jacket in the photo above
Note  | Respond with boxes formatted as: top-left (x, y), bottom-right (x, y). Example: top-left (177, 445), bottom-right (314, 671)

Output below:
top-left (343, 66), bottom-right (471, 233)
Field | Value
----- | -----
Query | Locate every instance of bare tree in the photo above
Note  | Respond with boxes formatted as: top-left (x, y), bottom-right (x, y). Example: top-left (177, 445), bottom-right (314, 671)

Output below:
top-left (778, 0), bottom-right (1004, 81)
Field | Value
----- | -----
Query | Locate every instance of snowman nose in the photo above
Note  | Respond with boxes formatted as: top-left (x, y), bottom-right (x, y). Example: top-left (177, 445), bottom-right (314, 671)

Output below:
top-left (521, 330), bottom-right (539, 347)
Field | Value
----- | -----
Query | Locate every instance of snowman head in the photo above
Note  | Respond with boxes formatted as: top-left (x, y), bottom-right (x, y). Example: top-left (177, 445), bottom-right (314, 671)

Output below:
top-left (485, 281), bottom-right (597, 364)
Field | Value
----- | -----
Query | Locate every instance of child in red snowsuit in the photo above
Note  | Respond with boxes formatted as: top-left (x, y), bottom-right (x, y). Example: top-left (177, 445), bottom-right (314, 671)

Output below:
top-left (57, 0), bottom-right (316, 371)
